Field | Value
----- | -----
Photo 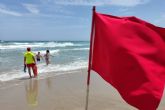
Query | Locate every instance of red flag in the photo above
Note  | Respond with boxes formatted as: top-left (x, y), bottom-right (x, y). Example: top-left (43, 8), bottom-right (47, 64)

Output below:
top-left (90, 12), bottom-right (165, 110)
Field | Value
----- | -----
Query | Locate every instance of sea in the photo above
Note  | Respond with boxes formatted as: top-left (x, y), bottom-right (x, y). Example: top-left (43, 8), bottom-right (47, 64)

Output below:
top-left (0, 41), bottom-right (89, 82)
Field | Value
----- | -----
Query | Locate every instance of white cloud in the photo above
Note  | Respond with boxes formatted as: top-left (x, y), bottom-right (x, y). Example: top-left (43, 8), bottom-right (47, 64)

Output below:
top-left (110, 0), bottom-right (150, 7)
top-left (50, 0), bottom-right (150, 7)
top-left (23, 3), bottom-right (40, 14)
top-left (0, 4), bottom-right (22, 16)
top-left (118, 8), bottom-right (129, 12)
top-left (54, 0), bottom-right (102, 6)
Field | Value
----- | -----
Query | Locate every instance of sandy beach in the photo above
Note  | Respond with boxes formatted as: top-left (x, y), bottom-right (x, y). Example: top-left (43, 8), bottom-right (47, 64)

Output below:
top-left (1, 0), bottom-right (165, 109)
top-left (0, 69), bottom-right (164, 110)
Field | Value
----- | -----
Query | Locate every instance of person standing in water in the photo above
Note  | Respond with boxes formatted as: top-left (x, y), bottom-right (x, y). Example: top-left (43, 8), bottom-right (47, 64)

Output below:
top-left (24, 47), bottom-right (37, 78)
top-left (36, 52), bottom-right (43, 62)
top-left (44, 50), bottom-right (53, 65)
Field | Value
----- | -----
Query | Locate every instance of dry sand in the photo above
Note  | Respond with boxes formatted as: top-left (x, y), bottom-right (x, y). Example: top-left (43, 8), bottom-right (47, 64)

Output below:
top-left (0, 69), bottom-right (164, 110)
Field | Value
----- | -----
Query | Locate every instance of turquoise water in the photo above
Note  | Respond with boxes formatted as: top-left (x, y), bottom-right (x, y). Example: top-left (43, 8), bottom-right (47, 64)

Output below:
top-left (0, 41), bottom-right (89, 81)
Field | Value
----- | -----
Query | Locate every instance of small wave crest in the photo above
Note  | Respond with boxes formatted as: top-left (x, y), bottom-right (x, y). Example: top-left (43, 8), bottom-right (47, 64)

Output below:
top-left (63, 48), bottom-right (89, 51)
top-left (0, 42), bottom-right (77, 50)
top-left (33, 49), bottom-right (60, 55)
top-left (44, 42), bottom-right (74, 47)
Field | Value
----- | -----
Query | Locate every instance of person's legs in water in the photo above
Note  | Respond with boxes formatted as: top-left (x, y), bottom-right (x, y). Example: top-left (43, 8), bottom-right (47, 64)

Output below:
top-left (27, 67), bottom-right (32, 78)
top-left (45, 58), bottom-right (49, 65)
top-left (32, 64), bottom-right (38, 77)
top-left (24, 64), bottom-right (27, 72)
top-left (46, 60), bottom-right (49, 65)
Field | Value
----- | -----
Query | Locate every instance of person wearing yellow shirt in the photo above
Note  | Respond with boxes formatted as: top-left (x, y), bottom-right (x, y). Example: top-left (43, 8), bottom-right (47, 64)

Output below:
top-left (24, 47), bottom-right (37, 78)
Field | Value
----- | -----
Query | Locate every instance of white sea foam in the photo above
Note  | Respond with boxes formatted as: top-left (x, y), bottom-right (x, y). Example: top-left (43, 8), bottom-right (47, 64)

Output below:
top-left (72, 48), bottom-right (89, 50)
top-left (0, 42), bottom-right (76, 50)
top-left (35, 48), bottom-right (89, 54)
top-left (38, 60), bottom-right (87, 73)
top-left (0, 44), bottom-right (41, 49)
top-left (13, 42), bottom-right (30, 45)
top-left (44, 42), bottom-right (74, 47)
top-left (0, 71), bottom-right (28, 82)
top-left (33, 49), bottom-right (60, 55)
top-left (0, 60), bottom-right (87, 82)
top-left (64, 48), bottom-right (89, 51)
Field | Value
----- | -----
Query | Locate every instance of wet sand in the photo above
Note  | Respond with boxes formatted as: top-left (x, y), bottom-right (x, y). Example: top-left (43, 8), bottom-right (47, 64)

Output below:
top-left (0, 69), bottom-right (164, 110)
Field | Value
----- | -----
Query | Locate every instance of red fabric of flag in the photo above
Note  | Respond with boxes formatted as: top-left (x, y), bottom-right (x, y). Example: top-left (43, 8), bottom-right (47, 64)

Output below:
top-left (90, 12), bottom-right (165, 110)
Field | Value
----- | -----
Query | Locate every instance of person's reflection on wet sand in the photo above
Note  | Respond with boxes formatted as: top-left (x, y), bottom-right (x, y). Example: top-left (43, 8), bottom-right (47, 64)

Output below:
top-left (25, 79), bottom-right (38, 107)
top-left (46, 77), bottom-right (52, 90)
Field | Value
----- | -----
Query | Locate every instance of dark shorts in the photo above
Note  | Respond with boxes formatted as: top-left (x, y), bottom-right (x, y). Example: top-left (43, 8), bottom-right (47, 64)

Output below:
top-left (27, 63), bottom-right (35, 68)
top-left (37, 58), bottom-right (40, 61)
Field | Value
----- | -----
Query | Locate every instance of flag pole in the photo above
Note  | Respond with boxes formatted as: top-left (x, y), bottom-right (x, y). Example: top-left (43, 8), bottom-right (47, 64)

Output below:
top-left (85, 6), bottom-right (96, 110)
top-left (87, 6), bottom-right (96, 86)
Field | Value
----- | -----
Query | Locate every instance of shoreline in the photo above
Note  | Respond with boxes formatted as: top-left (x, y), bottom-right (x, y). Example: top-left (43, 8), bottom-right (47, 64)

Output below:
top-left (0, 69), bottom-right (164, 110)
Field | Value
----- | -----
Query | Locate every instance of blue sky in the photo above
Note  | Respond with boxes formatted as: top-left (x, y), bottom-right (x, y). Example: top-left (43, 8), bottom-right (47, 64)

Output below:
top-left (0, 0), bottom-right (165, 41)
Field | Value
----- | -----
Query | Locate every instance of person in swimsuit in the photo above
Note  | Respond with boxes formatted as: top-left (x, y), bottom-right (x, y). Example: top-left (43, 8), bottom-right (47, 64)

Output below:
top-left (44, 50), bottom-right (53, 65)
top-left (36, 52), bottom-right (43, 62)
